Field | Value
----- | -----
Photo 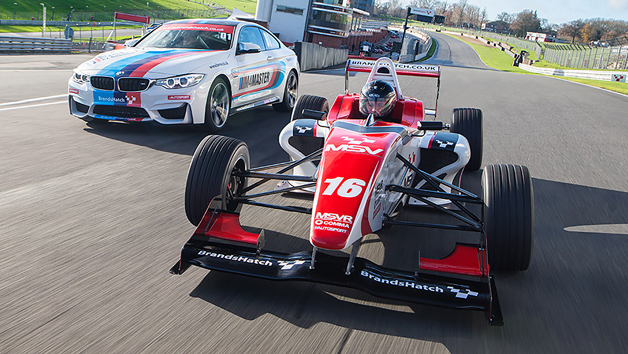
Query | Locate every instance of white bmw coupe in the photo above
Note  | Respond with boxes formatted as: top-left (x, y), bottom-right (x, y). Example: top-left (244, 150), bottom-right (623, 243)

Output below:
top-left (68, 19), bottom-right (300, 131)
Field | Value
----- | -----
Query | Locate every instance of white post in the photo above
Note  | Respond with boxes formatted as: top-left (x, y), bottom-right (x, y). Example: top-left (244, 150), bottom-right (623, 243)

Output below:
top-left (40, 3), bottom-right (46, 37)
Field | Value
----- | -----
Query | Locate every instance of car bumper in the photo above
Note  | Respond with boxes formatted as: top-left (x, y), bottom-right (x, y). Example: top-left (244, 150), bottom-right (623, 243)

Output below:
top-left (68, 79), bottom-right (209, 124)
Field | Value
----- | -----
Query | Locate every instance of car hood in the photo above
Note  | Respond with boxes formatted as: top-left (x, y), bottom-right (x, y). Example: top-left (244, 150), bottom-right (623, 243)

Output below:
top-left (75, 48), bottom-right (230, 78)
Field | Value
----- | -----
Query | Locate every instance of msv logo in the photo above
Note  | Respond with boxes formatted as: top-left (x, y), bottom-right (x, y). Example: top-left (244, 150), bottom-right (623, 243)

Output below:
top-left (325, 144), bottom-right (383, 155)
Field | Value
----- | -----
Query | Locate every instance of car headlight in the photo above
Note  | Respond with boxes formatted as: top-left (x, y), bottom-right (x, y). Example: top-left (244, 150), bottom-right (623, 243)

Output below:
top-left (155, 74), bottom-right (205, 89)
top-left (71, 70), bottom-right (90, 84)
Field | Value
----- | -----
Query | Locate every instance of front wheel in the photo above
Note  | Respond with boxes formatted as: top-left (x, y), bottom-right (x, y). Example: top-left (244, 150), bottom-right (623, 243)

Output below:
top-left (483, 164), bottom-right (534, 272)
top-left (273, 70), bottom-right (298, 112)
top-left (204, 78), bottom-right (231, 132)
top-left (185, 135), bottom-right (250, 226)
top-left (451, 108), bottom-right (483, 171)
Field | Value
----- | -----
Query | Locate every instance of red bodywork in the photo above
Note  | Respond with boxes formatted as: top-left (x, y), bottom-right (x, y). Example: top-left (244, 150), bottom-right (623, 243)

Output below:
top-left (192, 88), bottom-right (489, 277)
top-left (327, 93), bottom-right (425, 128)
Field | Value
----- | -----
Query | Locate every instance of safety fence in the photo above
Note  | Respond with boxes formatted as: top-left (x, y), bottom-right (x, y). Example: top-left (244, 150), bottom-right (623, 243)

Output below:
top-left (0, 8), bottom-right (219, 23)
top-left (541, 45), bottom-right (628, 70)
top-left (0, 35), bottom-right (71, 52)
top-left (481, 32), bottom-right (543, 59)
top-left (471, 30), bottom-right (628, 70)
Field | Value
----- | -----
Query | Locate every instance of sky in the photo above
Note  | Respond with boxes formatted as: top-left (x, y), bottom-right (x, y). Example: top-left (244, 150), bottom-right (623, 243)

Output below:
top-left (402, 0), bottom-right (628, 25)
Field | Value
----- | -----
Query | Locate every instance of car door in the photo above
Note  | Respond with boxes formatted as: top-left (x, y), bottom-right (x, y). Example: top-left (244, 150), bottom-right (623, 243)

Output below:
top-left (232, 26), bottom-right (275, 108)
top-left (258, 28), bottom-right (290, 100)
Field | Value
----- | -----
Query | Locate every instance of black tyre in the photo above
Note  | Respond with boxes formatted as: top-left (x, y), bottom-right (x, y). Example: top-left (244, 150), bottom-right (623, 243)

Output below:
top-left (273, 70), bottom-right (299, 112)
top-left (204, 77), bottom-right (231, 132)
top-left (451, 108), bottom-right (483, 171)
top-left (290, 94), bottom-right (329, 121)
top-left (185, 135), bottom-right (250, 226)
top-left (483, 164), bottom-right (534, 272)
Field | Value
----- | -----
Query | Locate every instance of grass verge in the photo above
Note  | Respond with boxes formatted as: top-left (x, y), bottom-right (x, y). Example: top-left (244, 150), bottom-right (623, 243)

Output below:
top-left (0, 25), bottom-right (141, 33)
top-left (417, 38), bottom-right (437, 62)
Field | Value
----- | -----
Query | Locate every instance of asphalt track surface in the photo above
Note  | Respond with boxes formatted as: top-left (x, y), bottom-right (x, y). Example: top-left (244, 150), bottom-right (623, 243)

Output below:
top-left (1, 33), bottom-right (628, 353)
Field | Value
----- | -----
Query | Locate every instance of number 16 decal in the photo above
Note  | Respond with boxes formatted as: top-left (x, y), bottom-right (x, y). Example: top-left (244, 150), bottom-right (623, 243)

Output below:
top-left (322, 177), bottom-right (366, 198)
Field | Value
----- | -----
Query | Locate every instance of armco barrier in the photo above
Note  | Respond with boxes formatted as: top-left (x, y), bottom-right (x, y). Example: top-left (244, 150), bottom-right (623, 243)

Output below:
top-left (294, 42), bottom-right (348, 72)
top-left (399, 28), bottom-right (432, 63)
top-left (0, 36), bottom-right (71, 53)
top-left (519, 64), bottom-right (627, 82)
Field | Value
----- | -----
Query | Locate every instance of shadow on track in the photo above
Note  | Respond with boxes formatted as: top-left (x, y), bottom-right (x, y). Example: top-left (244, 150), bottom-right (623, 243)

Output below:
top-left (80, 107), bottom-right (291, 166)
top-left (182, 177), bottom-right (628, 352)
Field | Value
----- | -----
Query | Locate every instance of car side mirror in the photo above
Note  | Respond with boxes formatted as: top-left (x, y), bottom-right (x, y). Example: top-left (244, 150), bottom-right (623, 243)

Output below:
top-left (237, 42), bottom-right (261, 55)
top-left (125, 39), bottom-right (139, 47)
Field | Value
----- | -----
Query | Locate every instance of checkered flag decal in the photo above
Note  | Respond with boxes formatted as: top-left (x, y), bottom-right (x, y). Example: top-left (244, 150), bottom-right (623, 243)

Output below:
top-left (447, 286), bottom-right (479, 299)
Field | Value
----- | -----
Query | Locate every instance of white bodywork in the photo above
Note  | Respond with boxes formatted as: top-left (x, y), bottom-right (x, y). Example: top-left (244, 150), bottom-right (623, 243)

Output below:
top-left (68, 19), bottom-right (299, 124)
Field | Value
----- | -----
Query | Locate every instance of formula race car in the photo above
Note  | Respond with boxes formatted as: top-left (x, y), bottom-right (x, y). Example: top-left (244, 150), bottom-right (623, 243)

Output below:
top-left (170, 57), bottom-right (534, 325)
top-left (68, 19), bottom-right (299, 131)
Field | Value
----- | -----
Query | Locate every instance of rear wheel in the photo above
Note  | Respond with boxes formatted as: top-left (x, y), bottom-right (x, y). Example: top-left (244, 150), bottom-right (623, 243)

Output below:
top-left (451, 108), bottom-right (483, 171)
top-left (204, 78), bottom-right (231, 133)
top-left (185, 135), bottom-right (250, 226)
top-left (483, 164), bottom-right (534, 271)
top-left (289, 95), bottom-right (329, 157)
top-left (291, 94), bottom-right (329, 121)
top-left (273, 70), bottom-right (299, 112)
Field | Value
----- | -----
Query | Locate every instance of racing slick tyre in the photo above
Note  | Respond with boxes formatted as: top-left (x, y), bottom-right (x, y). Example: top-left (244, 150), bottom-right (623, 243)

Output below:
top-left (483, 164), bottom-right (534, 272)
top-left (290, 94), bottom-right (329, 121)
top-left (451, 108), bottom-right (483, 171)
top-left (289, 95), bottom-right (329, 157)
top-left (185, 135), bottom-right (250, 226)
top-left (273, 70), bottom-right (299, 112)
top-left (204, 77), bottom-right (231, 133)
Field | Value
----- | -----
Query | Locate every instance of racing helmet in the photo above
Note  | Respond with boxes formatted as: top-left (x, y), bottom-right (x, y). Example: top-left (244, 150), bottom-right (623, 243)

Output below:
top-left (359, 80), bottom-right (396, 118)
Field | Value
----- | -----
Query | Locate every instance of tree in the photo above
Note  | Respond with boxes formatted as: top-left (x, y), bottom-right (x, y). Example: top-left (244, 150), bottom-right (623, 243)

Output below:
top-left (510, 10), bottom-right (541, 37)
top-left (497, 12), bottom-right (513, 24)
top-left (582, 23), bottom-right (603, 42)
top-left (456, 0), bottom-right (468, 26)
top-left (480, 8), bottom-right (488, 26)
top-left (559, 19), bottom-right (586, 43)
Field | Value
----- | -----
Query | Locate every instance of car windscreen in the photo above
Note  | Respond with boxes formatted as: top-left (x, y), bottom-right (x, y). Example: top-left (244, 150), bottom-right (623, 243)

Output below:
top-left (135, 23), bottom-right (234, 50)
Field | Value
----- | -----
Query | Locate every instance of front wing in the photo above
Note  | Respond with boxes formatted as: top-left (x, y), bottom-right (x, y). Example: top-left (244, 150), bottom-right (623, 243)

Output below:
top-left (170, 233), bottom-right (503, 325)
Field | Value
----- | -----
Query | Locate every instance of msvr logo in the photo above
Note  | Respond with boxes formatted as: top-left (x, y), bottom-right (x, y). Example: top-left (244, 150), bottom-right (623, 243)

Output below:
top-left (315, 212), bottom-right (353, 224)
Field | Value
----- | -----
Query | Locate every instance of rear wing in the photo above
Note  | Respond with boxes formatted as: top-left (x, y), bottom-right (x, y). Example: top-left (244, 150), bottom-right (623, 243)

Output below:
top-left (346, 59), bottom-right (440, 78)
top-left (345, 57), bottom-right (441, 117)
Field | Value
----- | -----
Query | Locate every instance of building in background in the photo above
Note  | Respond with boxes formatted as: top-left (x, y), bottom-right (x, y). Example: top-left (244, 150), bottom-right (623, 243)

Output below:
top-left (351, 0), bottom-right (375, 14)
top-left (481, 20), bottom-right (510, 34)
top-left (255, 0), bottom-right (310, 45)
top-left (255, 0), bottom-right (374, 48)
top-left (525, 32), bottom-right (557, 43)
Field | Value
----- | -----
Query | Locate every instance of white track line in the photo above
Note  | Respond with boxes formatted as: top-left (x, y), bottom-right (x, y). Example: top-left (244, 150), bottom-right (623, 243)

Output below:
top-left (0, 94), bottom-right (67, 107)
top-left (0, 101), bottom-right (66, 112)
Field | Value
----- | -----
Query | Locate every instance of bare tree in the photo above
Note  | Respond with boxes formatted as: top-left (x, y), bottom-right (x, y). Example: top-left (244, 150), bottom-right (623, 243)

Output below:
top-left (510, 10), bottom-right (541, 37)
top-left (456, 0), bottom-right (468, 27)
top-left (467, 4), bottom-right (481, 29)
top-left (436, 1), bottom-right (449, 15)
top-left (496, 12), bottom-right (513, 24)
top-left (480, 8), bottom-right (488, 29)
top-left (559, 19), bottom-right (586, 43)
